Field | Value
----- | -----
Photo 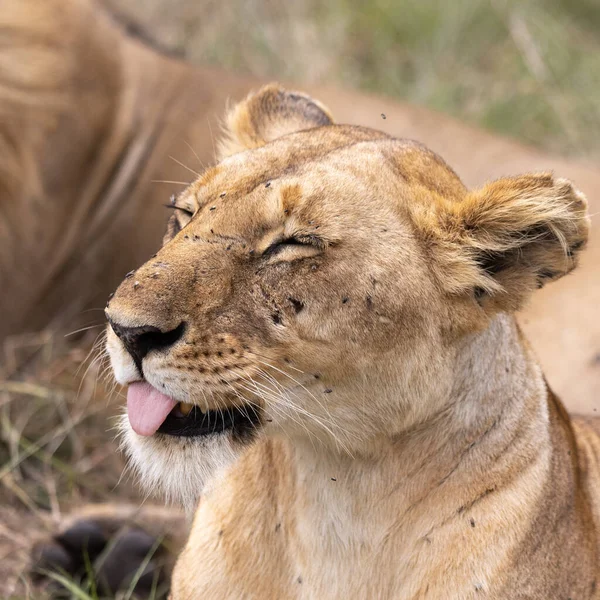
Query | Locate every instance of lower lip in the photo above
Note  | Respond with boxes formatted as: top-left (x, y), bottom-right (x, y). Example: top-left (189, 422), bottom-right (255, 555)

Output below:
top-left (157, 402), bottom-right (261, 437)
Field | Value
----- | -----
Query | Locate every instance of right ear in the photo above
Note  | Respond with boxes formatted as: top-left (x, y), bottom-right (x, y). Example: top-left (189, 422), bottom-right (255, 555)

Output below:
top-left (411, 172), bottom-right (590, 313)
top-left (217, 84), bottom-right (333, 160)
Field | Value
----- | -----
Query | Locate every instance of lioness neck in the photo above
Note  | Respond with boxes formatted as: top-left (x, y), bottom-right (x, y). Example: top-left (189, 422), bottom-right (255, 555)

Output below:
top-left (284, 315), bottom-right (552, 597)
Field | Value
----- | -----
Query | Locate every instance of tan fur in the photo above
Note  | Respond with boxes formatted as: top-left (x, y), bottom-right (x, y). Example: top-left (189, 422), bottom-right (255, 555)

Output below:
top-left (1, 0), bottom-right (599, 413)
top-left (103, 85), bottom-right (600, 598)
top-left (409, 172), bottom-right (589, 308)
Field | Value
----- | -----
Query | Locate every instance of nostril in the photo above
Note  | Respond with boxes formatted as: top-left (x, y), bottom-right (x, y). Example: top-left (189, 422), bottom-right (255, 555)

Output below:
top-left (136, 322), bottom-right (186, 354)
top-left (108, 320), bottom-right (186, 374)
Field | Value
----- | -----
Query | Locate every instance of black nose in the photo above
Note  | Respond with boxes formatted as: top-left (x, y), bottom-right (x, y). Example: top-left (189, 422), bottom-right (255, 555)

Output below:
top-left (108, 320), bottom-right (185, 373)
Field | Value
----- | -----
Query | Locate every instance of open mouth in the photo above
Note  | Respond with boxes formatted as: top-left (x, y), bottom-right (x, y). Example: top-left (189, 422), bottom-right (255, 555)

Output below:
top-left (127, 381), bottom-right (260, 438)
top-left (158, 402), bottom-right (260, 437)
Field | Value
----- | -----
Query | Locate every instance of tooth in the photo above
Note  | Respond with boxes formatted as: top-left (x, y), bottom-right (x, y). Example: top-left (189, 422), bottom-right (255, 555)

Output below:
top-left (179, 402), bottom-right (194, 416)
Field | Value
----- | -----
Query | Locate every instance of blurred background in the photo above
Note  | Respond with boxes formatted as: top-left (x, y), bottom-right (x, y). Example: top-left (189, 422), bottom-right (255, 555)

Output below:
top-left (107, 0), bottom-right (600, 160)
top-left (1, 0), bottom-right (599, 597)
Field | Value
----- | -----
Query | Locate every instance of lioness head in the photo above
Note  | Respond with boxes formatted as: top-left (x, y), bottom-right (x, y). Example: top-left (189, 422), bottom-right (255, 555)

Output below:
top-left (106, 84), bottom-right (589, 509)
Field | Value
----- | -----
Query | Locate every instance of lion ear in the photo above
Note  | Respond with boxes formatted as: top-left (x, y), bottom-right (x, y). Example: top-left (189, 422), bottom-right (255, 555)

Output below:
top-left (416, 173), bottom-right (590, 313)
top-left (217, 84), bottom-right (333, 160)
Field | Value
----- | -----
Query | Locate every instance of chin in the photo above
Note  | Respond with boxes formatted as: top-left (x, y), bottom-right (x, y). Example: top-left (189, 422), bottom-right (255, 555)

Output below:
top-left (120, 416), bottom-right (249, 514)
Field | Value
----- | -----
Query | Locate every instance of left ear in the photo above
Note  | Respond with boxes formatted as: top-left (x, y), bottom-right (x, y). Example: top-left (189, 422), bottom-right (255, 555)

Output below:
top-left (415, 173), bottom-right (590, 312)
top-left (217, 84), bottom-right (333, 160)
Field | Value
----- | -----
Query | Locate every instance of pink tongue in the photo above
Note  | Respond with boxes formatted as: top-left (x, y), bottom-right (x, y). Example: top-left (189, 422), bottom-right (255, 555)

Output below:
top-left (127, 381), bottom-right (177, 436)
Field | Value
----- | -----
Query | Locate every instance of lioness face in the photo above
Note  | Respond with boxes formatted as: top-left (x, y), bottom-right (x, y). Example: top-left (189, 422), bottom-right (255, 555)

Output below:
top-left (105, 86), bottom-right (588, 507)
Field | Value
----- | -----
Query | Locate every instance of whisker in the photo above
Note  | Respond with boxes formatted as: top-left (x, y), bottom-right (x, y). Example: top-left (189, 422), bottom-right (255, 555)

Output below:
top-left (237, 380), bottom-right (309, 435)
top-left (253, 364), bottom-right (354, 456)
top-left (183, 140), bottom-right (207, 170)
top-left (150, 180), bottom-right (190, 186)
top-left (169, 155), bottom-right (201, 177)
top-left (221, 381), bottom-right (262, 437)
top-left (232, 375), bottom-right (305, 441)
top-left (240, 371), bottom-right (343, 451)
top-left (254, 360), bottom-right (340, 432)
top-left (74, 330), bottom-right (106, 378)
top-left (64, 324), bottom-right (104, 338)
top-left (206, 117), bottom-right (217, 164)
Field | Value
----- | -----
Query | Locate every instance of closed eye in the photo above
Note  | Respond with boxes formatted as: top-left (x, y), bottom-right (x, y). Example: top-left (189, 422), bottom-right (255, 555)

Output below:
top-left (163, 202), bottom-right (195, 244)
top-left (263, 235), bottom-right (325, 256)
top-left (164, 204), bottom-right (195, 218)
top-left (165, 193), bottom-right (195, 217)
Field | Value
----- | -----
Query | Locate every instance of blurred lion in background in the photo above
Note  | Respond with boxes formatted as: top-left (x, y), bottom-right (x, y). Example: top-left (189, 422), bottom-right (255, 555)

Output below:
top-left (1, 0), bottom-right (599, 596)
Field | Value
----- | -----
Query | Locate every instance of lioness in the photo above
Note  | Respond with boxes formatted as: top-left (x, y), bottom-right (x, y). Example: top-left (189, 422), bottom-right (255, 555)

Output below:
top-left (1, 0), bottom-right (599, 596)
top-left (102, 84), bottom-right (600, 598)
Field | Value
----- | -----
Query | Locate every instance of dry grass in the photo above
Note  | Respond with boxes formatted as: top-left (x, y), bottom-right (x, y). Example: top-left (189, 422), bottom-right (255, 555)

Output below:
top-left (0, 330), bottom-right (142, 598)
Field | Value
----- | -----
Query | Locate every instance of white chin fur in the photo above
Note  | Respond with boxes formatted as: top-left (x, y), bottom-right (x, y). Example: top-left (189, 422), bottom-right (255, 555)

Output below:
top-left (119, 415), bottom-right (242, 513)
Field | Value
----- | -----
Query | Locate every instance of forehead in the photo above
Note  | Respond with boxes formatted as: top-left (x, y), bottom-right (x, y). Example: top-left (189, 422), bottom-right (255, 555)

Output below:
top-left (177, 125), bottom-right (466, 236)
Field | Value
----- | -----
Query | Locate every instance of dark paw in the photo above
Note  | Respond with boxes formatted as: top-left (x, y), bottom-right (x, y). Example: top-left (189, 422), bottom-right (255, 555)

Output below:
top-left (32, 519), bottom-right (170, 598)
